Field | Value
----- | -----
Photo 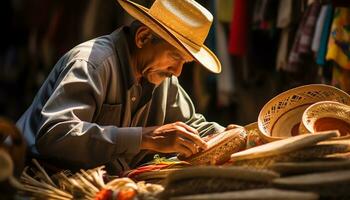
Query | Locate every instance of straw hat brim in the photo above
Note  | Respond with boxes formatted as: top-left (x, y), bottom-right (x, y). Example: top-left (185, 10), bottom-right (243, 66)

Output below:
top-left (258, 84), bottom-right (350, 142)
top-left (302, 101), bottom-right (350, 139)
top-left (117, 0), bottom-right (221, 73)
top-left (230, 131), bottom-right (338, 161)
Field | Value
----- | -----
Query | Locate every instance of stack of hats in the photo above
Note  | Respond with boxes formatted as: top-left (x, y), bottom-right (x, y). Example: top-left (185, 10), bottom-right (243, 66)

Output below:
top-left (225, 84), bottom-right (350, 199)
top-left (162, 131), bottom-right (350, 199)
top-left (160, 166), bottom-right (280, 199)
top-left (161, 84), bottom-right (350, 199)
top-left (257, 84), bottom-right (350, 142)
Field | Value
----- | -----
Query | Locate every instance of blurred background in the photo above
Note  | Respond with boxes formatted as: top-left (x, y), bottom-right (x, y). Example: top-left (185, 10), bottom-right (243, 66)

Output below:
top-left (1, 0), bottom-right (349, 127)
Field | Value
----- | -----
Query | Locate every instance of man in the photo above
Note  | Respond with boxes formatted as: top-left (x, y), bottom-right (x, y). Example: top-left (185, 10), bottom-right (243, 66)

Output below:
top-left (17, 0), bottom-right (239, 173)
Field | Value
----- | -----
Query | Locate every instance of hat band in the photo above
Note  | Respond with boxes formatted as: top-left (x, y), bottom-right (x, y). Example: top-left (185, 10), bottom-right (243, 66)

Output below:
top-left (170, 30), bottom-right (202, 51)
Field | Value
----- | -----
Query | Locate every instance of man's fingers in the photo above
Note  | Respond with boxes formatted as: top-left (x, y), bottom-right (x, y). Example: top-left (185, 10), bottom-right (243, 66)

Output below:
top-left (176, 137), bottom-right (198, 155)
top-left (226, 124), bottom-right (243, 131)
top-left (175, 128), bottom-right (208, 150)
top-left (176, 144), bottom-right (193, 158)
top-left (175, 122), bottom-right (198, 135)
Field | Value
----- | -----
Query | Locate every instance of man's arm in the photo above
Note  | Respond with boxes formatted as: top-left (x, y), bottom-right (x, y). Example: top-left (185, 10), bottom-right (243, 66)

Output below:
top-left (35, 59), bottom-right (141, 168)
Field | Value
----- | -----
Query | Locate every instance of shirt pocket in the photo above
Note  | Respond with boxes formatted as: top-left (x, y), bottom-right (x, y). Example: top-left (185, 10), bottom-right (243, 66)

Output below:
top-left (95, 104), bottom-right (122, 126)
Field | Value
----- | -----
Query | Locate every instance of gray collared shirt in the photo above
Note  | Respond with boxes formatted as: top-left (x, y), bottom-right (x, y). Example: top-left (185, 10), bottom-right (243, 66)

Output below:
top-left (16, 27), bottom-right (225, 174)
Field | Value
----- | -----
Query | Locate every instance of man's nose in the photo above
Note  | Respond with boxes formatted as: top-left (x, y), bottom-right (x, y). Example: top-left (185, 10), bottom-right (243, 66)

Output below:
top-left (171, 64), bottom-right (183, 77)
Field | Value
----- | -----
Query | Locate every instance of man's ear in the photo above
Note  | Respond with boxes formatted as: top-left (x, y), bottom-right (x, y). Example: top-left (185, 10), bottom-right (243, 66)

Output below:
top-left (135, 26), bottom-right (153, 48)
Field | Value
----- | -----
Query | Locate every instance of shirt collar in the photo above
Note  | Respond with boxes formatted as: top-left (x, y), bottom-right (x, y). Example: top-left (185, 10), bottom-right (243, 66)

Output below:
top-left (111, 26), bottom-right (156, 93)
top-left (111, 26), bottom-right (137, 89)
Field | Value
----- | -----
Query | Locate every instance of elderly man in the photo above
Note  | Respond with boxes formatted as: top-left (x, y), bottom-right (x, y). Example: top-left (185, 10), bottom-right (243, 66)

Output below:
top-left (17, 0), bottom-right (238, 173)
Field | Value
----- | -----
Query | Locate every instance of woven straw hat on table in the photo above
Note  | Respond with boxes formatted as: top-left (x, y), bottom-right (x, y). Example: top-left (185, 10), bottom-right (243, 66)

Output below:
top-left (273, 170), bottom-right (350, 198)
top-left (179, 127), bottom-right (246, 165)
top-left (117, 0), bottom-right (221, 73)
top-left (170, 188), bottom-right (319, 200)
top-left (258, 84), bottom-right (350, 142)
top-left (300, 101), bottom-right (350, 139)
top-left (228, 131), bottom-right (339, 169)
top-left (161, 166), bottom-right (279, 198)
top-left (271, 159), bottom-right (350, 175)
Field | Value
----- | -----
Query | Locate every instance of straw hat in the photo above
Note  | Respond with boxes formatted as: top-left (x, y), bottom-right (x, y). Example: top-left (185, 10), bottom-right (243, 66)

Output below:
top-left (170, 188), bottom-right (319, 200)
top-left (271, 159), bottom-right (350, 175)
top-left (179, 127), bottom-right (246, 165)
top-left (301, 101), bottom-right (350, 139)
top-left (117, 0), bottom-right (221, 73)
top-left (273, 170), bottom-right (350, 198)
top-left (228, 131), bottom-right (339, 169)
top-left (258, 84), bottom-right (350, 142)
top-left (162, 166), bottom-right (279, 198)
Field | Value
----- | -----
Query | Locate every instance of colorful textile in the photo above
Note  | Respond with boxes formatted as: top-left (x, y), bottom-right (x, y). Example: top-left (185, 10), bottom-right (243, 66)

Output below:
top-left (326, 8), bottom-right (350, 69)
top-left (316, 5), bottom-right (333, 66)
top-left (125, 155), bottom-right (190, 179)
top-left (312, 5), bottom-right (330, 53)
top-left (228, 0), bottom-right (247, 56)
top-left (332, 63), bottom-right (350, 94)
top-left (285, 2), bottom-right (321, 72)
top-left (217, 0), bottom-right (234, 23)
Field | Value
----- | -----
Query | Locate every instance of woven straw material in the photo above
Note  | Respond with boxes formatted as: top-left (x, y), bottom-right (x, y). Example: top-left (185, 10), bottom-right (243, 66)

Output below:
top-left (181, 127), bottom-right (246, 165)
top-left (162, 178), bottom-right (270, 199)
top-left (169, 188), bottom-right (319, 200)
top-left (245, 122), bottom-right (263, 136)
top-left (258, 84), bottom-right (350, 142)
top-left (301, 101), bottom-right (350, 139)
top-left (117, 0), bottom-right (221, 73)
top-left (244, 122), bottom-right (266, 149)
top-left (230, 131), bottom-right (338, 161)
top-left (271, 159), bottom-right (350, 175)
top-left (161, 166), bottom-right (279, 199)
top-left (230, 142), bottom-right (350, 169)
top-left (133, 168), bottom-right (179, 185)
top-left (165, 166), bottom-right (279, 183)
top-left (273, 170), bottom-right (350, 198)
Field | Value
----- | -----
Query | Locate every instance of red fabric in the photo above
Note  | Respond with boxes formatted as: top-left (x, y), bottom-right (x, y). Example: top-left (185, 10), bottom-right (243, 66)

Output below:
top-left (228, 0), bottom-right (248, 56)
top-left (126, 164), bottom-right (169, 178)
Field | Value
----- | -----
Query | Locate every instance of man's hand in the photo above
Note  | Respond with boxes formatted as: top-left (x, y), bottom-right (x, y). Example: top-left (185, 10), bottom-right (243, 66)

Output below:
top-left (225, 124), bottom-right (243, 131)
top-left (141, 122), bottom-right (208, 158)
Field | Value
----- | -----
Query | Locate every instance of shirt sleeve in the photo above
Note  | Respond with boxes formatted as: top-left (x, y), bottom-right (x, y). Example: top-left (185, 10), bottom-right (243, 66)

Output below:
top-left (35, 59), bottom-right (142, 168)
top-left (164, 76), bottom-right (225, 137)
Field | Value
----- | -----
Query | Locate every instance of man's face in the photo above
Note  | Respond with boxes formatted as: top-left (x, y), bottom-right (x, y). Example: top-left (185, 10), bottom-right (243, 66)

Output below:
top-left (140, 38), bottom-right (194, 85)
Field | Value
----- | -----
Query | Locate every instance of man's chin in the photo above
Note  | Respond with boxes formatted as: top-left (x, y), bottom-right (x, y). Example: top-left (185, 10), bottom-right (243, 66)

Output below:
top-left (145, 75), bottom-right (167, 85)
top-left (149, 79), bottom-right (164, 86)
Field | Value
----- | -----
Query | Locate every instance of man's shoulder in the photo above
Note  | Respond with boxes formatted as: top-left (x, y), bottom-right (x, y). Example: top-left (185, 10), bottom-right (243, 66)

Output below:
top-left (66, 31), bottom-right (120, 69)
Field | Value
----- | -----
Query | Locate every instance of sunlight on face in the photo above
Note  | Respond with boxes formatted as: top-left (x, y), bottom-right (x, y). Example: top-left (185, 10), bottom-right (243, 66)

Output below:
top-left (141, 40), bottom-right (194, 85)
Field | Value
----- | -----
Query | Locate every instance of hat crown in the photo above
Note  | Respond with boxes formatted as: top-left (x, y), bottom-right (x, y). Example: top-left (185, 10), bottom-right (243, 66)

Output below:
top-left (149, 0), bottom-right (213, 50)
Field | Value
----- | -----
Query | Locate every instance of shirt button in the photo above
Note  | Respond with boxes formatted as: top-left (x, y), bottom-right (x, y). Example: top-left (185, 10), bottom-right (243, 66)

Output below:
top-left (131, 97), bottom-right (136, 102)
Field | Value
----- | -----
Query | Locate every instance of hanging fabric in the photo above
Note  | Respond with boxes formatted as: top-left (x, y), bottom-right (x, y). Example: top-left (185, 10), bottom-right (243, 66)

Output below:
top-left (276, 0), bottom-right (293, 70)
top-left (215, 0), bottom-right (236, 107)
top-left (311, 5), bottom-right (330, 53)
top-left (285, 2), bottom-right (321, 72)
top-left (326, 7), bottom-right (350, 69)
top-left (228, 0), bottom-right (248, 56)
top-left (316, 5), bottom-right (333, 66)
